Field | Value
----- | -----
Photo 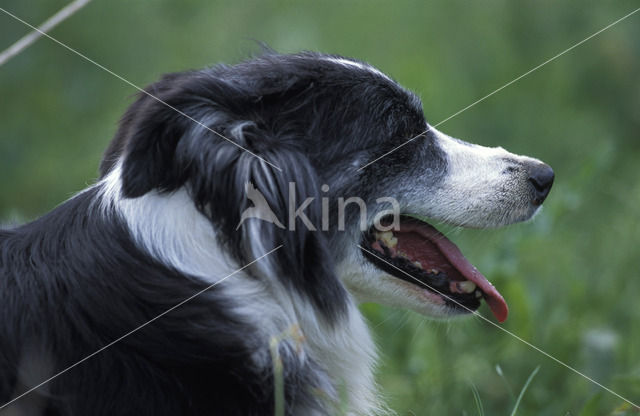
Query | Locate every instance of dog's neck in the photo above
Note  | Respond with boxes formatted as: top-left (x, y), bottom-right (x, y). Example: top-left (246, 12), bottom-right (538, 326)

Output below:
top-left (97, 165), bottom-right (384, 415)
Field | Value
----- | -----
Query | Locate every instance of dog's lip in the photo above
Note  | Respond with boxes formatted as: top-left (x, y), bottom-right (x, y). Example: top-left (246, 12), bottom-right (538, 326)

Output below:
top-left (397, 219), bottom-right (508, 322)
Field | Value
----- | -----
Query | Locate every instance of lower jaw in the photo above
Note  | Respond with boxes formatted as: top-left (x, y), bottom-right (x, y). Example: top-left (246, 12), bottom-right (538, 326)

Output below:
top-left (347, 271), bottom-right (479, 320)
top-left (360, 248), bottom-right (482, 316)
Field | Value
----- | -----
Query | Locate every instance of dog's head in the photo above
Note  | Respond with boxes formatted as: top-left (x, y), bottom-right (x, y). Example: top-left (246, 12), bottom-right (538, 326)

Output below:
top-left (100, 52), bottom-right (553, 323)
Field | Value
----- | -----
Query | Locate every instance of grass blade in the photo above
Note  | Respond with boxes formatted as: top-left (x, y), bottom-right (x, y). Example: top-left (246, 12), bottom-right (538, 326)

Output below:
top-left (469, 382), bottom-right (484, 416)
top-left (510, 365), bottom-right (541, 416)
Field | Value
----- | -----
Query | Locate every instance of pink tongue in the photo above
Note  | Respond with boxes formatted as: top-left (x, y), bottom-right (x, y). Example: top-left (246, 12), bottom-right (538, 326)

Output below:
top-left (399, 222), bottom-right (509, 322)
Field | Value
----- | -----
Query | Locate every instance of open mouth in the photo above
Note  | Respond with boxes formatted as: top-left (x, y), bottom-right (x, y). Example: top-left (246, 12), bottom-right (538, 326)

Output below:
top-left (361, 216), bottom-right (508, 322)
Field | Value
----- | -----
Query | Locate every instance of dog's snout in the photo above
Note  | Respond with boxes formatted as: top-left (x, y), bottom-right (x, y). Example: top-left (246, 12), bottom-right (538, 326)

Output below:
top-left (527, 163), bottom-right (554, 205)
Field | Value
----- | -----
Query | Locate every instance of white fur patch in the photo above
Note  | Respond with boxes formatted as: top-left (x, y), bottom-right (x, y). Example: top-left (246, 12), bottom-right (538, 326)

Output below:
top-left (98, 163), bottom-right (235, 282)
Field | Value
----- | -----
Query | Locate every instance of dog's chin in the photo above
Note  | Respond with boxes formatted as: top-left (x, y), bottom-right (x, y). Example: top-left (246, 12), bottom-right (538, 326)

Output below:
top-left (356, 215), bottom-right (509, 322)
top-left (353, 272), bottom-right (469, 319)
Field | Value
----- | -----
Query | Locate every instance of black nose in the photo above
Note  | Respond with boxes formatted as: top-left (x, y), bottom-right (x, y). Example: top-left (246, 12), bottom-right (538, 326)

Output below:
top-left (528, 163), bottom-right (554, 205)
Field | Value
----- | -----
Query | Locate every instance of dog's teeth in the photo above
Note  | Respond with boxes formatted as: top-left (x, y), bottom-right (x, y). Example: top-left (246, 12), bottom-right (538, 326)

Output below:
top-left (376, 231), bottom-right (397, 248)
top-left (458, 281), bottom-right (477, 293)
top-left (412, 261), bottom-right (423, 269)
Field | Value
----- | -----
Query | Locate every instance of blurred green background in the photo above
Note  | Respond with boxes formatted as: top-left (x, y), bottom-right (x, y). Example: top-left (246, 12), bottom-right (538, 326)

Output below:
top-left (1, 1), bottom-right (639, 414)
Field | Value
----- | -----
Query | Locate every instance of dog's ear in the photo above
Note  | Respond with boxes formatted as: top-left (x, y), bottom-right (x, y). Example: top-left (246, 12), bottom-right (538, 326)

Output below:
top-left (112, 72), bottom-right (242, 197)
top-left (188, 121), bottom-right (349, 323)
top-left (112, 73), bottom-right (348, 322)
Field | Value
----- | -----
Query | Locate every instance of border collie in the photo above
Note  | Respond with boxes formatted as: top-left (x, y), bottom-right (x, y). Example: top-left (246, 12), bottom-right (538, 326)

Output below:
top-left (0, 52), bottom-right (553, 415)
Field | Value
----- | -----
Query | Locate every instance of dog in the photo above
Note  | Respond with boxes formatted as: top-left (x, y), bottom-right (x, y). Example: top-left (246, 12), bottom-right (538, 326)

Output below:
top-left (0, 52), bottom-right (553, 415)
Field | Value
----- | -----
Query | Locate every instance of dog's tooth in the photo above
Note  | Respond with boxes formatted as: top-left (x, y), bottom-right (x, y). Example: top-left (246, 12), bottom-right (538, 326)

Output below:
top-left (376, 231), bottom-right (398, 248)
top-left (458, 281), bottom-right (477, 294)
top-left (475, 289), bottom-right (483, 298)
top-left (412, 261), bottom-right (423, 269)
